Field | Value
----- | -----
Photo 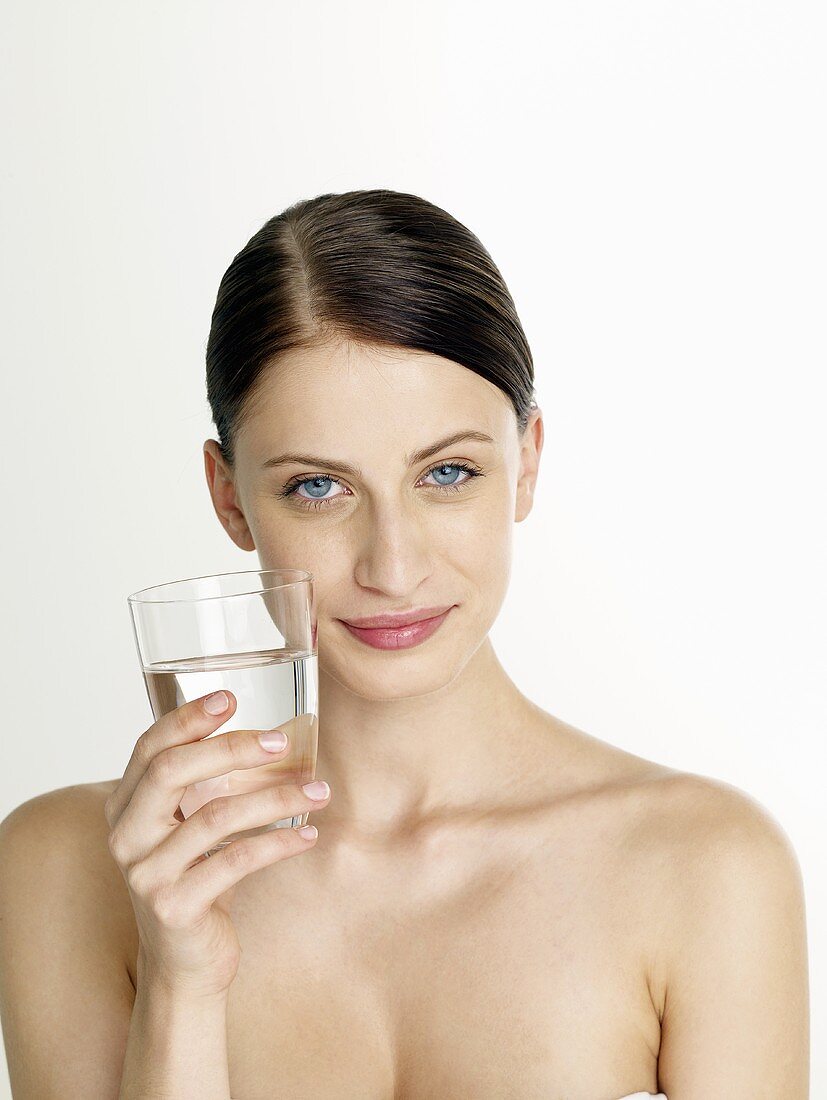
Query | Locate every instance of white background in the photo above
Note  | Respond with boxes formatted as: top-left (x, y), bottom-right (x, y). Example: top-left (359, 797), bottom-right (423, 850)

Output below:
top-left (1, 1), bottom-right (824, 1094)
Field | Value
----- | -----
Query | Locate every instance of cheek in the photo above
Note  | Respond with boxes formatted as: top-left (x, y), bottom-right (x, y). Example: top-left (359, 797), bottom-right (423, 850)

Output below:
top-left (475, 488), bottom-right (516, 593)
top-left (253, 522), bottom-right (333, 572)
top-left (469, 531), bottom-right (513, 620)
top-left (442, 498), bottom-right (514, 605)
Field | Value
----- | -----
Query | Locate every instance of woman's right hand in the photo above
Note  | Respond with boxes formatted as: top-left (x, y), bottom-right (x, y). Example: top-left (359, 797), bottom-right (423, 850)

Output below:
top-left (104, 689), bottom-right (331, 1000)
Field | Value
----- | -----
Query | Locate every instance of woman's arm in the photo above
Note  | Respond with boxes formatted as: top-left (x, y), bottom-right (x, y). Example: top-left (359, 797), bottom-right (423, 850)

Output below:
top-left (657, 778), bottom-right (809, 1098)
top-left (0, 786), bottom-right (233, 1099)
top-left (120, 958), bottom-right (231, 1099)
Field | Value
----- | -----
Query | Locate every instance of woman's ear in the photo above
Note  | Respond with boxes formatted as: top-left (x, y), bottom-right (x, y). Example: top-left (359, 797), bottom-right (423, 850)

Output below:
top-left (203, 439), bottom-right (256, 552)
top-left (514, 407), bottom-right (543, 523)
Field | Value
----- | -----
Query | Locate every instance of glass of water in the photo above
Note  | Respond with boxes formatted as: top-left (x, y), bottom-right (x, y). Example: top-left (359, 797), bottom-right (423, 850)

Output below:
top-left (127, 568), bottom-right (318, 857)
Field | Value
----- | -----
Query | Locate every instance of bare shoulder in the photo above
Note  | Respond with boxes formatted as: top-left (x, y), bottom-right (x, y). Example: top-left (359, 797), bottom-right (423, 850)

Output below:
top-left (615, 764), bottom-right (806, 1020)
top-left (631, 766), bottom-right (803, 879)
top-left (537, 709), bottom-right (801, 870)
top-left (0, 782), bottom-right (141, 1096)
top-left (580, 734), bottom-right (805, 903)
top-left (1, 778), bottom-right (120, 851)
top-left (622, 773), bottom-right (808, 1091)
top-left (659, 769), bottom-right (806, 942)
top-left (532, 710), bottom-right (806, 971)
top-left (0, 779), bottom-right (137, 981)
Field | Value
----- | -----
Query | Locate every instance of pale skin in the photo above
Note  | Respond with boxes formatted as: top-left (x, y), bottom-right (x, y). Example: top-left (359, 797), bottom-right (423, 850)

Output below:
top-left (207, 337), bottom-right (552, 846)
top-left (0, 338), bottom-right (810, 1097)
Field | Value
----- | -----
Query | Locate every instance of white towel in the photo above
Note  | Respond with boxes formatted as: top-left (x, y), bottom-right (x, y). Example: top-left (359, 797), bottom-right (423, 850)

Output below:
top-left (615, 1093), bottom-right (667, 1100)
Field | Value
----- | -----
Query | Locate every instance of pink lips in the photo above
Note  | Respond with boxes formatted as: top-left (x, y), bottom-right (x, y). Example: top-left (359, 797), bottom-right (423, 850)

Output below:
top-left (339, 606), bottom-right (455, 650)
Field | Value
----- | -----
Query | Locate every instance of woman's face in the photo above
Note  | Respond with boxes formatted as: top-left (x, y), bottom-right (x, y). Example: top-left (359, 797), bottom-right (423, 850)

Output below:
top-left (204, 339), bottom-right (543, 700)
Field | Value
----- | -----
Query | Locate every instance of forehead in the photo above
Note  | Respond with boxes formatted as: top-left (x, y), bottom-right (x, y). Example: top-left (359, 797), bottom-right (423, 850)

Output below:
top-left (239, 340), bottom-right (513, 452)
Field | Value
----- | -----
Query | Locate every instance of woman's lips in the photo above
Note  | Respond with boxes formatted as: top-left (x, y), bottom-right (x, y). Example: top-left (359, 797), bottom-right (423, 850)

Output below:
top-left (339, 606), bottom-right (454, 650)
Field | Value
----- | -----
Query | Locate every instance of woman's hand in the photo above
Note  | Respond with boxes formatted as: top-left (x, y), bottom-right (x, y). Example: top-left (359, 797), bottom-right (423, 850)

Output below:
top-left (104, 690), bottom-right (330, 1000)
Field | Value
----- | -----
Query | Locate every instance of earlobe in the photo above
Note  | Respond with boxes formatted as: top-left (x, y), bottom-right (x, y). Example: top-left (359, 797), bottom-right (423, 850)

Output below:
top-left (514, 480), bottom-right (535, 523)
top-left (222, 508), bottom-right (256, 552)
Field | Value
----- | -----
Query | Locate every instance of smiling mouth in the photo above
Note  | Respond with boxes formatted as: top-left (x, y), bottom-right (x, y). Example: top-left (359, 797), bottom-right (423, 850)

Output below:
top-left (340, 604), bottom-right (455, 630)
top-left (337, 606), bottom-right (455, 650)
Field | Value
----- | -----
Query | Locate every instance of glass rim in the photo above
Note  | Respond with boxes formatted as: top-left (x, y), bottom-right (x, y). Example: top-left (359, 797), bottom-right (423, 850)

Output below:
top-left (126, 567), bottom-right (313, 606)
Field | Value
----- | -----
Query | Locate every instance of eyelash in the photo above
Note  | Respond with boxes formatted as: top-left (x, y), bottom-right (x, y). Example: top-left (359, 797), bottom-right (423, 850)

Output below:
top-left (278, 461), bottom-right (483, 510)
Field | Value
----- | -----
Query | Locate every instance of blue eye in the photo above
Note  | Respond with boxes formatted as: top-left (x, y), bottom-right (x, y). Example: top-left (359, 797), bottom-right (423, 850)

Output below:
top-left (429, 463), bottom-right (465, 486)
top-left (296, 475), bottom-right (338, 499)
top-left (279, 461), bottom-right (483, 509)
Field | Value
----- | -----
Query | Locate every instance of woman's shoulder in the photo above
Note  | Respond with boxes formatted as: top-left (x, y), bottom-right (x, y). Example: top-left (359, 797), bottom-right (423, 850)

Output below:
top-left (621, 763), bottom-right (797, 865)
top-left (532, 712), bottom-right (800, 919)
top-left (0, 781), bottom-right (138, 980)
top-left (1, 779), bottom-right (115, 834)
top-left (0, 780), bottom-right (132, 910)
top-left (614, 763), bottom-right (808, 1083)
top-left (593, 750), bottom-right (803, 954)
top-left (539, 711), bottom-right (792, 854)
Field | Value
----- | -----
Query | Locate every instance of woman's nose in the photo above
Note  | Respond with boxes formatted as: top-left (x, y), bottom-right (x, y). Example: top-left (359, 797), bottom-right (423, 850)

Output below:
top-left (352, 509), bottom-right (434, 594)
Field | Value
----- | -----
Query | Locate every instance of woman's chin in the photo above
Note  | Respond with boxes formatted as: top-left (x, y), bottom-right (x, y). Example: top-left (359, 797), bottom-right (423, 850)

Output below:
top-left (319, 653), bottom-right (465, 702)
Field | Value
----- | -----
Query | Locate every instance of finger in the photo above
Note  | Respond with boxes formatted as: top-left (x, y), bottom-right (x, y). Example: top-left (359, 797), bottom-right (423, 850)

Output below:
top-left (113, 724), bottom-right (294, 861)
top-left (150, 818), bottom-right (322, 924)
top-left (106, 691), bottom-right (238, 826)
top-left (134, 779), bottom-right (330, 889)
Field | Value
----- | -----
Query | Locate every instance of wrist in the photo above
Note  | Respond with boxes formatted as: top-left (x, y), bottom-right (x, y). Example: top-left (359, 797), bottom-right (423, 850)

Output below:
top-left (136, 946), bottom-right (232, 1006)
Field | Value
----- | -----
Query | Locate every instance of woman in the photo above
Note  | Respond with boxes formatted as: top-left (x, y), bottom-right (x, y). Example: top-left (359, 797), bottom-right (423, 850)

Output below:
top-left (0, 189), bottom-right (809, 1097)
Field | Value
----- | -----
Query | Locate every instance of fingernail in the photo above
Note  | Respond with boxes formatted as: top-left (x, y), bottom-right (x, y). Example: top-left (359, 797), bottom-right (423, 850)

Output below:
top-left (297, 824), bottom-right (318, 839)
top-left (302, 780), bottom-right (330, 800)
top-left (204, 691), bottom-right (229, 714)
top-left (258, 729), bottom-right (288, 752)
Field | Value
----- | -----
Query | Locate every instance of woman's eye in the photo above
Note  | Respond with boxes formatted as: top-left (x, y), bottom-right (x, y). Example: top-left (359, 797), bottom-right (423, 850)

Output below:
top-left (280, 462), bottom-right (482, 509)
top-left (288, 475), bottom-right (345, 504)
top-left (423, 463), bottom-right (475, 489)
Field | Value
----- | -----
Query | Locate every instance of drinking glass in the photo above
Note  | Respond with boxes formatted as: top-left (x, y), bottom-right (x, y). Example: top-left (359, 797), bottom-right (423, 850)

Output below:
top-left (127, 568), bottom-right (318, 857)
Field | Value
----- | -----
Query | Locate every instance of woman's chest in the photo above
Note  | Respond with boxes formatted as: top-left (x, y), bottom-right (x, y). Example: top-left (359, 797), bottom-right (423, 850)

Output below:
top-left (223, 828), bottom-right (663, 1099)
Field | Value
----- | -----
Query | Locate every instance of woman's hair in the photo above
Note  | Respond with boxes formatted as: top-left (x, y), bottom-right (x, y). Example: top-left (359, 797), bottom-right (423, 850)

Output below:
top-left (206, 189), bottom-right (537, 467)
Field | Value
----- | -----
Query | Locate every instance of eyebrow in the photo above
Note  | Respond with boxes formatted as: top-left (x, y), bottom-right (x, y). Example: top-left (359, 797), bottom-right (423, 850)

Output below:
top-left (260, 429), bottom-right (496, 476)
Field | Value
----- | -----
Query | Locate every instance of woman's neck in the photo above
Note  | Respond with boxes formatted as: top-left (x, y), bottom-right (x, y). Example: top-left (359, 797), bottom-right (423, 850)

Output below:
top-left (312, 637), bottom-right (549, 843)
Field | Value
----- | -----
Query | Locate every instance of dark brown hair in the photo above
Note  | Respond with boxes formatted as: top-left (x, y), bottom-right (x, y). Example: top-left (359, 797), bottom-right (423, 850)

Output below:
top-left (205, 189), bottom-right (537, 467)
